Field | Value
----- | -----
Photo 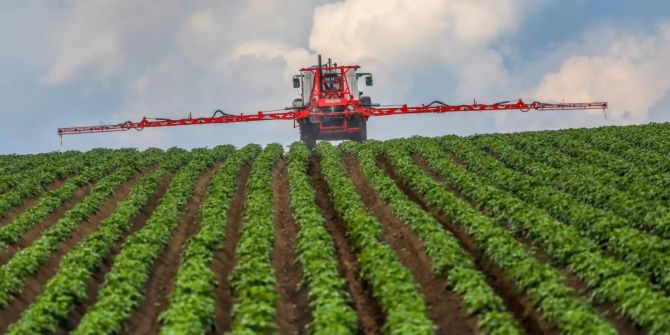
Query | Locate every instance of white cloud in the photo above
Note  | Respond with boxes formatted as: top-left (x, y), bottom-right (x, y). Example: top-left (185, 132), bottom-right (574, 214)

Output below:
top-left (531, 23), bottom-right (670, 124)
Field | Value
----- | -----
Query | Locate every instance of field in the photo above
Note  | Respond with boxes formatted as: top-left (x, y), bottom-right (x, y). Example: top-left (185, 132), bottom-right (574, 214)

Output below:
top-left (1, 123), bottom-right (669, 335)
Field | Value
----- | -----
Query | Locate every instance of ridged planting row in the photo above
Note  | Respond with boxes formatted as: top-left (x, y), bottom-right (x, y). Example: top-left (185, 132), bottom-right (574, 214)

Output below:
top-left (384, 141), bottom-right (616, 335)
top-left (286, 142), bottom-right (357, 335)
top-left (345, 141), bottom-right (521, 335)
top-left (506, 133), bottom-right (670, 213)
top-left (539, 132), bottom-right (670, 202)
top-left (567, 127), bottom-right (670, 173)
top-left (0, 149), bottom-right (111, 218)
top-left (71, 146), bottom-right (233, 335)
top-left (316, 142), bottom-right (436, 335)
top-left (158, 144), bottom-right (261, 334)
top-left (0, 148), bottom-right (163, 251)
top-left (475, 136), bottom-right (670, 239)
top-left (5, 148), bottom-right (192, 334)
top-left (442, 136), bottom-right (670, 292)
top-left (0, 152), bottom-right (71, 193)
top-left (606, 123), bottom-right (670, 156)
top-left (228, 143), bottom-right (283, 334)
top-left (412, 139), bottom-right (670, 334)
top-left (0, 149), bottom-right (161, 308)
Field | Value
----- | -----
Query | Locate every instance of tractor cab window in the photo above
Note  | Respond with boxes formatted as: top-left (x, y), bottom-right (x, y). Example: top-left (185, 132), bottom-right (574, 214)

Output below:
top-left (322, 72), bottom-right (342, 92)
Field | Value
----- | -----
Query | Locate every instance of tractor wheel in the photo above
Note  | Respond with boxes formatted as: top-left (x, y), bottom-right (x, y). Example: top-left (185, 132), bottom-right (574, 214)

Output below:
top-left (350, 116), bottom-right (367, 142)
top-left (300, 123), bottom-right (317, 149)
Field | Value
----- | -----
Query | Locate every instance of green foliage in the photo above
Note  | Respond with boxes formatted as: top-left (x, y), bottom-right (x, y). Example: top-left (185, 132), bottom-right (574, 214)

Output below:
top-left (415, 138), bottom-right (670, 334)
top-left (5, 148), bottom-right (191, 335)
top-left (287, 142), bottom-right (357, 335)
top-left (159, 144), bottom-right (260, 334)
top-left (385, 139), bottom-right (616, 335)
top-left (71, 146), bottom-right (233, 335)
top-left (0, 149), bottom-right (164, 309)
top-left (229, 143), bottom-right (283, 334)
top-left (316, 142), bottom-right (436, 335)
top-left (343, 140), bottom-right (520, 334)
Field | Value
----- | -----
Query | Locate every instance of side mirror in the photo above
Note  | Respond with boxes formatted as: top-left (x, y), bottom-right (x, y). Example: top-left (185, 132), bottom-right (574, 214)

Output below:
top-left (365, 75), bottom-right (373, 86)
top-left (292, 77), bottom-right (300, 88)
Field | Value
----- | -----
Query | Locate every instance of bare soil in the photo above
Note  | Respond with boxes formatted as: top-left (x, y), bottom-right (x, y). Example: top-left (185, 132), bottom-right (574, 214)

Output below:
top-left (209, 164), bottom-right (252, 334)
top-left (0, 183), bottom-right (94, 265)
top-left (378, 155), bottom-right (557, 335)
top-left (309, 156), bottom-right (384, 335)
top-left (124, 165), bottom-right (219, 334)
top-left (271, 159), bottom-right (312, 334)
top-left (0, 170), bottom-right (147, 334)
top-left (343, 155), bottom-right (477, 335)
top-left (57, 172), bottom-right (175, 334)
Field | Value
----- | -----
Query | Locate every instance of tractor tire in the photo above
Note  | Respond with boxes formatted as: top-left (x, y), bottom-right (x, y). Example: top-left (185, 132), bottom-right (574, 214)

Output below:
top-left (300, 123), bottom-right (317, 149)
top-left (349, 116), bottom-right (367, 142)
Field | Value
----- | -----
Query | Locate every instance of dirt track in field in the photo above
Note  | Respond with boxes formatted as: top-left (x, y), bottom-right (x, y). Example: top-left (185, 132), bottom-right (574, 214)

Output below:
top-left (210, 163), bottom-right (251, 334)
top-left (344, 155), bottom-right (477, 335)
top-left (0, 169), bottom-right (147, 334)
top-left (309, 157), bottom-right (384, 335)
top-left (440, 149), bottom-right (644, 335)
top-left (378, 155), bottom-right (560, 335)
top-left (125, 165), bottom-right (219, 335)
top-left (271, 159), bottom-right (312, 334)
top-left (0, 178), bottom-right (66, 227)
top-left (57, 172), bottom-right (175, 334)
top-left (0, 182), bottom-right (94, 265)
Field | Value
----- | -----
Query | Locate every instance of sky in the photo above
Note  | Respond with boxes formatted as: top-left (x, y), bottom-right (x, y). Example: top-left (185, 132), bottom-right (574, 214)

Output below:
top-left (1, 0), bottom-right (669, 154)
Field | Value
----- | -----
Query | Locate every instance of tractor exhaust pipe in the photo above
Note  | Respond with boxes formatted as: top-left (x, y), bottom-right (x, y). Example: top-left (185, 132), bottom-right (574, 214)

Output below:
top-left (318, 54), bottom-right (323, 94)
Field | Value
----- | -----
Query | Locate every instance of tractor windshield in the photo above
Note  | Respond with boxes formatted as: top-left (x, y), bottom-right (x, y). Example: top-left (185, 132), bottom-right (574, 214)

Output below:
top-left (322, 72), bottom-right (342, 92)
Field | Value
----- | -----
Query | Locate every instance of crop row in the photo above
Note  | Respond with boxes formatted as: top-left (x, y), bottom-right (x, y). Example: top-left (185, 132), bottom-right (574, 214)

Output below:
top-left (0, 152), bottom-right (75, 193)
top-left (344, 141), bottom-right (521, 335)
top-left (475, 136), bottom-right (670, 239)
top-left (5, 148), bottom-right (192, 334)
top-left (0, 148), bottom-right (164, 251)
top-left (286, 142), bottom-right (357, 335)
top-left (538, 132), bottom-right (670, 202)
top-left (0, 149), bottom-right (164, 308)
top-left (70, 146), bottom-right (232, 335)
top-left (0, 149), bottom-right (115, 218)
top-left (228, 143), bottom-right (283, 334)
top-left (411, 138), bottom-right (670, 334)
top-left (567, 127), bottom-right (670, 173)
top-left (384, 140), bottom-right (616, 334)
top-left (506, 132), bottom-right (670, 209)
top-left (158, 144), bottom-right (261, 334)
top-left (316, 142), bottom-right (436, 335)
top-left (442, 136), bottom-right (670, 293)
top-left (605, 123), bottom-right (670, 156)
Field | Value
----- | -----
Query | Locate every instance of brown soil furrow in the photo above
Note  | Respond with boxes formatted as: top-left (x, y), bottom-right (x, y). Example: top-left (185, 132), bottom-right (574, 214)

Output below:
top-left (438, 150), bottom-right (643, 335)
top-left (56, 173), bottom-right (174, 334)
top-left (343, 155), bottom-right (476, 335)
top-left (124, 164), bottom-right (219, 335)
top-left (308, 156), bottom-right (384, 335)
top-left (0, 183), bottom-right (94, 265)
top-left (271, 159), bottom-right (312, 334)
top-left (0, 170), bottom-right (146, 334)
top-left (377, 155), bottom-right (555, 335)
top-left (210, 164), bottom-right (252, 334)
top-left (0, 179), bottom-right (66, 227)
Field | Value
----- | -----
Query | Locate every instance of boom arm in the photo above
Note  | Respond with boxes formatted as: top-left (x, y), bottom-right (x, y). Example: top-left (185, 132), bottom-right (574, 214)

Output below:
top-left (57, 99), bottom-right (607, 136)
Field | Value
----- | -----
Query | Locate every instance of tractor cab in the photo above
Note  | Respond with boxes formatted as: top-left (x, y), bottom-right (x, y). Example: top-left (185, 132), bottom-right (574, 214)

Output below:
top-left (292, 55), bottom-right (373, 148)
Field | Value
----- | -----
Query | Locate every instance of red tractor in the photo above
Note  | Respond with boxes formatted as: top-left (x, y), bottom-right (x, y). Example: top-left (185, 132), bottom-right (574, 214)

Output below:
top-left (58, 55), bottom-right (607, 148)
